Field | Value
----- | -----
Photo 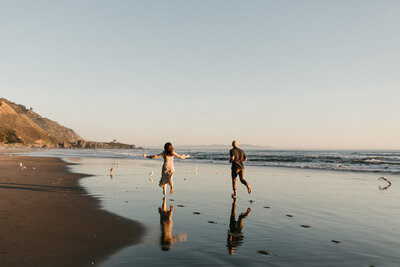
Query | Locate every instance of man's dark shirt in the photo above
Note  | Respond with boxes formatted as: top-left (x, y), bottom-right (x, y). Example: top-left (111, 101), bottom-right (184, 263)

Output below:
top-left (230, 147), bottom-right (247, 170)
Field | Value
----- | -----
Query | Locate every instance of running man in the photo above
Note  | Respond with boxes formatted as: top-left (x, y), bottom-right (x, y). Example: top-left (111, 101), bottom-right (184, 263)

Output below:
top-left (229, 141), bottom-right (251, 198)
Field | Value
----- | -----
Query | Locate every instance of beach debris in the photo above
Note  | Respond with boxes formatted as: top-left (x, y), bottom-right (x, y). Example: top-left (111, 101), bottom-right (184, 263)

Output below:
top-left (257, 250), bottom-right (271, 256)
top-left (193, 212), bottom-right (201, 215)
top-left (110, 166), bottom-right (114, 173)
top-left (263, 206), bottom-right (270, 209)
top-left (177, 205), bottom-right (185, 207)
top-left (286, 214), bottom-right (294, 218)
top-left (331, 240), bottom-right (341, 244)
top-left (207, 220), bottom-right (217, 224)
top-left (249, 200), bottom-right (255, 204)
top-left (301, 225), bottom-right (311, 228)
top-left (149, 170), bottom-right (153, 176)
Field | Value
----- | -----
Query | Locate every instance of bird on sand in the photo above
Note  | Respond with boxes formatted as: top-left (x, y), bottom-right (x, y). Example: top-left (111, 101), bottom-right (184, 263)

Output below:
top-left (19, 162), bottom-right (27, 170)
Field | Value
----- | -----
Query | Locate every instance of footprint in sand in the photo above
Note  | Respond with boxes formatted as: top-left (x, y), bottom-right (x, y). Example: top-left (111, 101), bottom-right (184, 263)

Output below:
top-left (193, 212), bottom-right (201, 215)
top-left (263, 206), bottom-right (270, 209)
top-left (301, 225), bottom-right (311, 228)
top-left (207, 220), bottom-right (217, 224)
top-left (249, 200), bottom-right (255, 204)
top-left (169, 199), bottom-right (175, 201)
top-left (177, 205), bottom-right (185, 207)
top-left (331, 240), bottom-right (341, 244)
top-left (286, 215), bottom-right (294, 218)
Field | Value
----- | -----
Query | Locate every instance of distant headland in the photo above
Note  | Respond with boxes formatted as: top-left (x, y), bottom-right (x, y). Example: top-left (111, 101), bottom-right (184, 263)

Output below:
top-left (0, 98), bottom-right (140, 149)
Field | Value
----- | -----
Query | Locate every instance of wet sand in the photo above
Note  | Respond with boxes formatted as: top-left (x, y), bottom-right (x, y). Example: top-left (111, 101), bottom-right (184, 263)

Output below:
top-left (0, 154), bottom-right (145, 267)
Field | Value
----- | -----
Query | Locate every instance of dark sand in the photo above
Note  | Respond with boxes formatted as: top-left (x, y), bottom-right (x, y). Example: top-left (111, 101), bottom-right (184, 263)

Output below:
top-left (0, 155), bottom-right (145, 267)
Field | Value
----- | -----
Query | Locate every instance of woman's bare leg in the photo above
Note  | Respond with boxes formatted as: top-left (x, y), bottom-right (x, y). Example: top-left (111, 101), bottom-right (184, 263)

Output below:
top-left (169, 182), bottom-right (174, 194)
top-left (162, 185), bottom-right (166, 195)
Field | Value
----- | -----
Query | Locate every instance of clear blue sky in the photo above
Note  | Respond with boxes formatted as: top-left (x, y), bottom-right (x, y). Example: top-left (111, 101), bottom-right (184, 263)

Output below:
top-left (1, 0), bottom-right (399, 149)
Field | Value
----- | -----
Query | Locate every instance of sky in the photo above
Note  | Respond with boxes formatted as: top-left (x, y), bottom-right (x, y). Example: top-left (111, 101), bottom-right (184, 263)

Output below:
top-left (1, 0), bottom-right (399, 149)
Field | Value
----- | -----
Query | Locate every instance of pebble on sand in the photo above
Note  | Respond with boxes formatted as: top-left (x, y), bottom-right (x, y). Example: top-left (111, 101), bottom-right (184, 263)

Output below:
top-left (257, 250), bottom-right (271, 255)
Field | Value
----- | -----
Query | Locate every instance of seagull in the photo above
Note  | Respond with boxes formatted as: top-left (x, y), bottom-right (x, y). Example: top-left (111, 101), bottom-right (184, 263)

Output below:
top-left (19, 162), bottom-right (27, 170)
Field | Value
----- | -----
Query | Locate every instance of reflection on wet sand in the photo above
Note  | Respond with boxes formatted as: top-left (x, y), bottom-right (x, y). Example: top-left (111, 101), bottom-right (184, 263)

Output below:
top-left (158, 197), bottom-right (187, 251)
top-left (227, 198), bottom-right (251, 255)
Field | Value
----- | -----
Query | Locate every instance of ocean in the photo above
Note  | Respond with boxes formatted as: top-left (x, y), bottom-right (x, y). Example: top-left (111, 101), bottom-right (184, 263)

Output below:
top-left (29, 148), bottom-right (400, 174)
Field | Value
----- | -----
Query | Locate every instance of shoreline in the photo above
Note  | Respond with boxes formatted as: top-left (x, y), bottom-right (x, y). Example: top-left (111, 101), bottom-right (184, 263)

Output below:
top-left (0, 154), bottom-right (145, 267)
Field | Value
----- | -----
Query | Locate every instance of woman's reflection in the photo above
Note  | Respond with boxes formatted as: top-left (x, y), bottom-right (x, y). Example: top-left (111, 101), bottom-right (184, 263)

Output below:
top-left (227, 198), bottom-right (251, 255)
top-left (159, 197), bottom-right (187, 251)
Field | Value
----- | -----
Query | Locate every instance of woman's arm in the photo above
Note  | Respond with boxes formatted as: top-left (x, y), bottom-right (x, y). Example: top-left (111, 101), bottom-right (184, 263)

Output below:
top-left (173, 152), bottom-right (191, 159)
top-left (143, 153), bottom-right (163, 159)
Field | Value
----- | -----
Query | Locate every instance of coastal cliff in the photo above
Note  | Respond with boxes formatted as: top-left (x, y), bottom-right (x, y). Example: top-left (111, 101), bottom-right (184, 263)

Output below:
top-left (0, 98), bottom-right (137, 149)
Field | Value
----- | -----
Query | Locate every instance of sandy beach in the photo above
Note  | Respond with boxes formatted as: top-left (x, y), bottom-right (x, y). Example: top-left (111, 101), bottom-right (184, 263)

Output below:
top-left (2, 148), bottom-right (399, 266)
top-left (0, 153), bottom-right (145, 267)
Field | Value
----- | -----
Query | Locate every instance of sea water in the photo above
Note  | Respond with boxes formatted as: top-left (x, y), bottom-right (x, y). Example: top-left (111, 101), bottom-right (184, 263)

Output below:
top-left (31, 149), bottom-right (400, 266)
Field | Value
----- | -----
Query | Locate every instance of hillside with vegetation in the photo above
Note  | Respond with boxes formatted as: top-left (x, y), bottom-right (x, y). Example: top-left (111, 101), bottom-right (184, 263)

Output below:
top-left (0, 98), bottom-right (137, 149)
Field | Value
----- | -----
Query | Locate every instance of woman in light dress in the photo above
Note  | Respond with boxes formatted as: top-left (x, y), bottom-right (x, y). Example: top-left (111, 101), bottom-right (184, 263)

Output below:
top-left (143, 142), bottom-right (190, 195)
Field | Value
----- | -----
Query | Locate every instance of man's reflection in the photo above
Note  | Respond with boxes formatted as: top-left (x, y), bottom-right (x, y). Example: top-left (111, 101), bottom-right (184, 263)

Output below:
top-left (227, 198), bottom-right (251, 255)
top-left (159, 197), bottom-right (187, 251)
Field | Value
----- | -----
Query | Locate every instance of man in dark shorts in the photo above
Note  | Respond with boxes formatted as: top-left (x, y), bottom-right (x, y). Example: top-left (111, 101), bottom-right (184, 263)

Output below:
top-left (229, 141), bottom-right (251, 198)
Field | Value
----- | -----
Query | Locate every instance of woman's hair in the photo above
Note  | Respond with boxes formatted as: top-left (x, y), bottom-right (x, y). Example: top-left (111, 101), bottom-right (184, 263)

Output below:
top-left (164, 142), bottom-right (174, 156)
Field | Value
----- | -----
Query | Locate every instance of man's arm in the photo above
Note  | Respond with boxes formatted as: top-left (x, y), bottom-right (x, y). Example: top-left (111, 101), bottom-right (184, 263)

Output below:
top-left (229, 150), bottom-right (235, 163)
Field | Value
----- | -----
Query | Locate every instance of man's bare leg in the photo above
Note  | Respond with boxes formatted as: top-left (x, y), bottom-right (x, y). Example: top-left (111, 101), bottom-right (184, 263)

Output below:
top-left (239, 170), bottom-right (251, 194)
